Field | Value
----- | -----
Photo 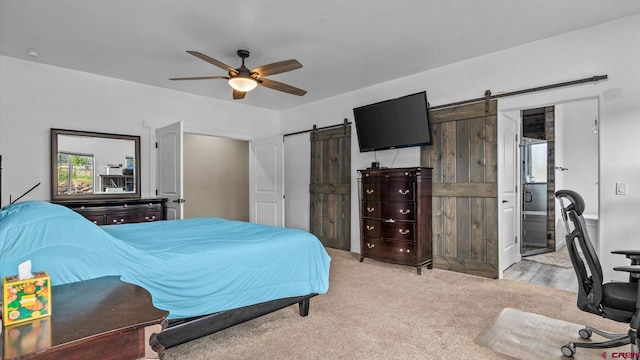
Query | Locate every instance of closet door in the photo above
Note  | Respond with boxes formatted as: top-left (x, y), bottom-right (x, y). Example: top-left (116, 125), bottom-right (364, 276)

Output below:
top-left (421, 100), bottom-right (499, 278)
top-left (309, 126), bottom-right (351, 250)
top-left (157, 121), bottom-right (184, 220)
top-left (249, 135), bottom-right (284, 226)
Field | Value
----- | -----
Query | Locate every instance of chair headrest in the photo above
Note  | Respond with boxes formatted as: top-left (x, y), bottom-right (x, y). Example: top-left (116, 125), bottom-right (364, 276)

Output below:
top-left (555, 189), bottom-right (585, 215)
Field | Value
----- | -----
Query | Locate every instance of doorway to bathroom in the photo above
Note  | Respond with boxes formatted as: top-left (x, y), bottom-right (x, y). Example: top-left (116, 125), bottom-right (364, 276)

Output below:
top-left (499, 95), bottom-right (600, 282)
top-left (521, 107), bottom-right (555, 256)
top-left (519, 98), bottom-right (600, 259)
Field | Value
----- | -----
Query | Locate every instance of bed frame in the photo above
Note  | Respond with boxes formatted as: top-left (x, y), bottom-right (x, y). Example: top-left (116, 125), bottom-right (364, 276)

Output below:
top-left (157, 294), bottom-right (316, 348)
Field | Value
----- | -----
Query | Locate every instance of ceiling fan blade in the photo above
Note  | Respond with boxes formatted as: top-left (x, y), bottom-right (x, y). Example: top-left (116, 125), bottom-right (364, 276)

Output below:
top-left (186, 51), bottom-right (238, 74)
top-left (251, 60), bottom-right (302, 77)
top-left (169, 76), bottom-right (229, 81)
top-left (258, 78), bottom-right (307, 96)
top-left (233, 89), bottom-right (246, 100)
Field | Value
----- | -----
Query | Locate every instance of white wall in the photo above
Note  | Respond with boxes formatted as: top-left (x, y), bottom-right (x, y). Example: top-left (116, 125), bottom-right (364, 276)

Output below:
top-left (558, 99), bottom-right (600, 252)
top-left (183, 133), bottom-right (249, 221)
top-left (284, 133), bottom-right (311, 230)
top-left (559, 99), bottom-right (599, 215)
top-left (0, 56), bottom-right (279, 206)
top-left (280, 14), bottom-right (640, 281)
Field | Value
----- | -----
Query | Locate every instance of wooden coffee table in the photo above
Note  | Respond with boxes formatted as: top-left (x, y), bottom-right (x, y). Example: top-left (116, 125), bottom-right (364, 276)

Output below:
top-left (2, 276), bottom-right (168, 360)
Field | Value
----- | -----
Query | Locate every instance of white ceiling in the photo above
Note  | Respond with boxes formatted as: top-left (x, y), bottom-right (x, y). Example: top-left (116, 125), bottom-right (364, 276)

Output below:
top-left (2, 0), bottom-right (640, 111)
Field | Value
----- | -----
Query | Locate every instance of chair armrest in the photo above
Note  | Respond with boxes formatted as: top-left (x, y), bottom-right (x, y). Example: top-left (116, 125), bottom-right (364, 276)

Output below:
top-left (612, 250), bottom-right (640, 256)
top-left (613, 265), bottom-right (640, 279)
top-left (612, 250), bottom-right (640, 265)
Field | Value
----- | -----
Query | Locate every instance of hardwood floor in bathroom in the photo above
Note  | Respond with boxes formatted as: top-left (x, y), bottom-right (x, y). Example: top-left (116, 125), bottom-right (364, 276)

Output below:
top-left (503, 258), bottom-right (577, 292)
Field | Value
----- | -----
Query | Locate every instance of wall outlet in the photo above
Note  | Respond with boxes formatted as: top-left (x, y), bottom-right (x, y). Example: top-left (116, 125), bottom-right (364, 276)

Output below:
top-left (616, 182), bottom-right (627, 195)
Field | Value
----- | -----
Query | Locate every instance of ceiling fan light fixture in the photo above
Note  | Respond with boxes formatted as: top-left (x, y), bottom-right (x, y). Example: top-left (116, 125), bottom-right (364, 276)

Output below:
top-left (228, 77), bottom-right (257, 92)
top-left (171, 50), bottom-right (305, 98)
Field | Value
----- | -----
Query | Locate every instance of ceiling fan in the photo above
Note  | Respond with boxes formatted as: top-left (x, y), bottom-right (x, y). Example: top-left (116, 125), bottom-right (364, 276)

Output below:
top-left (170, 49), bottom-right (307, 100)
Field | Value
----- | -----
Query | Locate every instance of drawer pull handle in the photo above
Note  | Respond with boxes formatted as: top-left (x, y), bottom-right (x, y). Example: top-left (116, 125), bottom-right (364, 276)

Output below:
top-left (399, 229), bottom-right (410, 235)
top-left (366, 225), bottom-right (375, 231)
top-left (367, 243), bottom-right (375, 249)
top-left (145, 215), bottom-right (156, 221)
top-left (398, 189), bottom-right (409, 195)
top-left (113, 218), bottom-right (125, 225)
top-left (92, 220), bottom-right (98, 224)
top-left (384, 219), bottom-right (395, 223)
top-left (367, 207), bottom-right (375, 212)
top-left (399, 209), bottom-right (411, 215)
top-left (366, 189), bottom-right (374, 195)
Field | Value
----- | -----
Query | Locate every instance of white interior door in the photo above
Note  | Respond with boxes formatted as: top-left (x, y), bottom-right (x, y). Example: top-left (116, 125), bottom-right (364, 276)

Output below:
top-left (499, 114), bottom-right (520, 274)
top-left (249, 135), bottom-right (284, 226)
top-left (156, 121), bottom-right (184, 220)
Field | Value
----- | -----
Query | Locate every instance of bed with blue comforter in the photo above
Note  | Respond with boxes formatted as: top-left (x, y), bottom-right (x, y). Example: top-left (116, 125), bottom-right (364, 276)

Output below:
top-left (0, 201), bottom-right (331, 345)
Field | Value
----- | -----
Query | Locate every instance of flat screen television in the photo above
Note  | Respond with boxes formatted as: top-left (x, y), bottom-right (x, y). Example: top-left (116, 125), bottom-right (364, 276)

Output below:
top-left (353, 91), bottom-right (432, 152)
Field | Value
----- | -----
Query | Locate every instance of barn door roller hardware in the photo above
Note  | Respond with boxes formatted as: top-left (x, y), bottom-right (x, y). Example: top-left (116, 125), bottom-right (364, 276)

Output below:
top-left (284, 118), bottom-right (352, 137)
top-left (484, 90), bottom-right (491, 113)
top-left (430, 75), bottom-right (608, 111)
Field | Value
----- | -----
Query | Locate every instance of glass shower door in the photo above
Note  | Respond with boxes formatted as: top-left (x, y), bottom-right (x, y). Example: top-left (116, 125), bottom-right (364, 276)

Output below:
top-left (521, 138), bottom-right (550, 256)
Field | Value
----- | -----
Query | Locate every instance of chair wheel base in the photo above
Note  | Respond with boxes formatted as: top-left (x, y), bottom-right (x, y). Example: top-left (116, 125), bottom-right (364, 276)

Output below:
top-left (560, 328), bottom-right (630, 357)
top-left (579, 328), bottom-right (592, 339)
top-left (561, 343), bottom-right (576, 357)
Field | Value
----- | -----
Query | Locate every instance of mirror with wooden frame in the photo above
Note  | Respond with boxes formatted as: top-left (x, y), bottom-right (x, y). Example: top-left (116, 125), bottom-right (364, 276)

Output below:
top-left (51, 129), bottom-right (141, 201)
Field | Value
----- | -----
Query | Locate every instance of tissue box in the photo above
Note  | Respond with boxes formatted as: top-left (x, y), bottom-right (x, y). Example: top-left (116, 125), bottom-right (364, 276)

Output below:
top-left (2, 272), bottom-right (51, 326)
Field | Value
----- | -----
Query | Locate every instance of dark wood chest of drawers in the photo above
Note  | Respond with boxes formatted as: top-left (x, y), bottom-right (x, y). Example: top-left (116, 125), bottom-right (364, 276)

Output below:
top-left (54, 198), bottom-right (167, 225)
top-left (358, 167), bottom-right (432, 274)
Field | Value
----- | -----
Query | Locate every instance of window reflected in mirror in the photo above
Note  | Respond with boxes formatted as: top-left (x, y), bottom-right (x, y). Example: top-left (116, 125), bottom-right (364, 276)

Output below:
top-left (57, 152), bottom-right (94, 195)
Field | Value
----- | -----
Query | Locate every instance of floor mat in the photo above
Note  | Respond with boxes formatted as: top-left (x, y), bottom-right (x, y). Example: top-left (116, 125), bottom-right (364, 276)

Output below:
top-left (474, 308), bottom-right (628, 359)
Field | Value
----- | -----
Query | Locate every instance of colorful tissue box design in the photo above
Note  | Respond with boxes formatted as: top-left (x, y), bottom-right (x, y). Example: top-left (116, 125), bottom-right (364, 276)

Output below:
top-left (2, 272), bottom-right (51, 326)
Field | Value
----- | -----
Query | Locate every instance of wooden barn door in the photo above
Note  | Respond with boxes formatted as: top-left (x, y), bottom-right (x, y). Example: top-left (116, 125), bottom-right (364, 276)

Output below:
top-left (421, 100), bottom-right (499, 278)
top-left (310, 126), bottom-right (351, 250)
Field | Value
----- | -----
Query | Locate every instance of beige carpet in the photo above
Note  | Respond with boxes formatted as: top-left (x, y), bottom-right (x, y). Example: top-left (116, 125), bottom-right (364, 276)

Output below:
top-left (164, 248), bottom-right (627, 359)
top-left (524, 248), bottom-right (573, 269)
top-left (475, 308), bottom-right (627, 359)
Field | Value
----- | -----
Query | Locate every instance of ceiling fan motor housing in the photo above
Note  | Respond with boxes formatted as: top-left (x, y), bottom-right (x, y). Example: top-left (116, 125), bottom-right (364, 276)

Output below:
top-left (237, 49), bottom-right (250, 59)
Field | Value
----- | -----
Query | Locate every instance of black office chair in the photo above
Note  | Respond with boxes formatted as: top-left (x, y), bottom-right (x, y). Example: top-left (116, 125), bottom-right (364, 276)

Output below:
top-left (555, 189), bottom-right (640, 357)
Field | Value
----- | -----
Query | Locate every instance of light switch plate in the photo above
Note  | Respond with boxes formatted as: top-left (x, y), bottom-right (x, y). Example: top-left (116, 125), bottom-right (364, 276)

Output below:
top-left (616, 182), bottom-right (627, 195)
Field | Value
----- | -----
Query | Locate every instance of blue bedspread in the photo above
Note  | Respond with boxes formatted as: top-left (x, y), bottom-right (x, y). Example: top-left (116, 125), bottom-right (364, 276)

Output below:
top-left (0, 201), bottom-right (330, 319)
